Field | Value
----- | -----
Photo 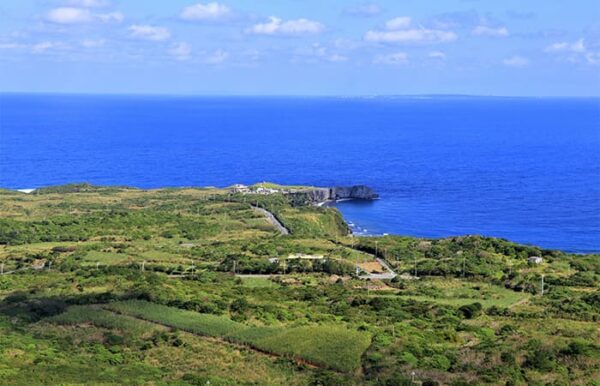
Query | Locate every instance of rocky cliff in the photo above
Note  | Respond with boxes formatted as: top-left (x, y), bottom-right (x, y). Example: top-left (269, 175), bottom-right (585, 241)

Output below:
top-left (288, 185), bottom-right (378, 205)
top-left (331, 185), bottom-right (379, 200)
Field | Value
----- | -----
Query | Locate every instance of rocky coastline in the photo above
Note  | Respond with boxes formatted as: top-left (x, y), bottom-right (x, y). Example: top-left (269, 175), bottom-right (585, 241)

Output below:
top-left (289, 185), bottom-right (379, 205)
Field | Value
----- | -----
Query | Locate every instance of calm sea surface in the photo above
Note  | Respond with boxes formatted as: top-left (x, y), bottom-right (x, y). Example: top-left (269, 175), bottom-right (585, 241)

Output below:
top-left (1, 94), bottom-right (599, 252)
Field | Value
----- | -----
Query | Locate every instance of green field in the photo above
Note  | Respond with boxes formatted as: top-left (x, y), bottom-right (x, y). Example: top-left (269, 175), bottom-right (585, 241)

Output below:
top-left (47, 305), bottom-right (162, 335)
top-left (105, 300), bottom-right (371, 372)
top-left (0, 184), bottom-right (597, 385)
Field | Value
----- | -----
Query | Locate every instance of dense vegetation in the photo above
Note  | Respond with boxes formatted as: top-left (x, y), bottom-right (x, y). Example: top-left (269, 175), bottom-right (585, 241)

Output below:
top-left (0, 184), bottom-right (597, 385)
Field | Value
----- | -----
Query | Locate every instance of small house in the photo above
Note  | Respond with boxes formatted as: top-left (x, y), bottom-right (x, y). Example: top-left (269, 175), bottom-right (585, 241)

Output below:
top-left (230, 184), bottom-right (249, 193)
top-left (528, 256), bottom-right (543, 264)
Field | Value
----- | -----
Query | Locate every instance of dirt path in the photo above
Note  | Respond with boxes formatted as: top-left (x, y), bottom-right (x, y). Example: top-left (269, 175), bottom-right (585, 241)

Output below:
top-left (508, 297), bottom-right (530, 309)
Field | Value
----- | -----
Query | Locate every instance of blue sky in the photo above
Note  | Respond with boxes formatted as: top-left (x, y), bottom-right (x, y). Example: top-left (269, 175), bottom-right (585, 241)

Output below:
top-left (0, 0), bottom-right (598, 96)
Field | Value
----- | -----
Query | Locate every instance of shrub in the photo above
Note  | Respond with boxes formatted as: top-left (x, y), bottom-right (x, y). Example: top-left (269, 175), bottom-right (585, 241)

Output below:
top-left (426, 354), bottom-right (451, 371)
top-left (458, 302), bottom-right (482, 319)
top-left (525, 345), bottom-right (556, 372)
top-left (398, 351), bottom-right (418, 366)
top-left (501, 351), bottom-right (516, 365)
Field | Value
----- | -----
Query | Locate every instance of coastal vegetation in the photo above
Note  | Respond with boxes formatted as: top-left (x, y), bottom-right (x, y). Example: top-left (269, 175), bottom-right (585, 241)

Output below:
top-left (0, 184), bottom-right (597, 385)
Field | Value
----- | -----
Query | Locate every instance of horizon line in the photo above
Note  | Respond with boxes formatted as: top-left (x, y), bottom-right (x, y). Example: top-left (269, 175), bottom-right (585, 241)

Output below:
top-left (1, 91), bottom-right (599, 99)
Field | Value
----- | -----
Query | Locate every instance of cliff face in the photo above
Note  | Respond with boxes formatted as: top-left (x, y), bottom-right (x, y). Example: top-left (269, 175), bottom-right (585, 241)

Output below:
top-left (331, 185), bottom-right (379, 200)
top-left (307, 188), bottom-right (331, 203)
top-left (288, 185), bottom-right (378, 205)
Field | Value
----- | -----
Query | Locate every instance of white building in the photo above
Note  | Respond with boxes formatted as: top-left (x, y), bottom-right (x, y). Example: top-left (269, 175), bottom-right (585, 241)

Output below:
top-left (528, 256), bottom-right (543, 264)
top-left (230, 184), bottom-right (249, 193)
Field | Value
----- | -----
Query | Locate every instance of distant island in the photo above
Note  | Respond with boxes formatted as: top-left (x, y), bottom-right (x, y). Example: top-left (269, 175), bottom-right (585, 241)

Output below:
top-left (0, 182), bottom-right (597, 385)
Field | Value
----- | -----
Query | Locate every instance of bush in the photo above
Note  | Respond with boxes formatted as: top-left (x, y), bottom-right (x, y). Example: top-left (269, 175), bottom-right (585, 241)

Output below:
top-left (398, 351), bottom-right (418, 366)
top-left (500, 351), bottom-right (516, 365)
top-left (426, 354), bottom-right (452, 371)
top-left (525, 344), bottom-right (556, 372)
top-left (458, 302), bottom-right (482, 319)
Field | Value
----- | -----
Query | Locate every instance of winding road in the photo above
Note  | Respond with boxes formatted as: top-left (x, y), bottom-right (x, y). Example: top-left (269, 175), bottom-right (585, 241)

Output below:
top-left (253, 206), bottom-right (289, 235)
top-left (361, 258), bottom-right (397, 280)
top-left (248, 206), bottom-right (399, 279)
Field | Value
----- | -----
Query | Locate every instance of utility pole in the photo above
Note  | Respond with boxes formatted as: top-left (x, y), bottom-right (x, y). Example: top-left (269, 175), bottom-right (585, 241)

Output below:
top-left (141, 260), bottom-right (145, 272)
top-left (233, 260), bottom-right (236, 275)
top-left (414, 254), bottom-right (417, 278)
top-left (541, 274), bottom-right (545, 296)
top-left (96, 262), bottom-right (100, 270)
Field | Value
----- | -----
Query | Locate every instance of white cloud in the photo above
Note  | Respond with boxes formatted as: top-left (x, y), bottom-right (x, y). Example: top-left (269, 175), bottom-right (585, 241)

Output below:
top-left (471, 25), bottom-right (509, 37)
top-left (46, 7), bottom-right (93, 24)
top-left (32, 41), bottom-right (69, 53)
top-left (65, 0), bottom-right (110, 8)
top-left (545, 38), bottom-right (599, 65)
top-left (128, 25), bottom-right (171, 41)
top-left (46, 7), bottom-right (123, 24)
top-left (428, 51), bottom-right (446, 60)
top-left (96, 12), bottom-right (123, 23)
top-left (32, 42), bottom-right (56, 52)
top-left (365, 28), bottom-right (457, 44)
top-left (366, 17), bottom-right (457, 44)
top-left (329, 53), bottom-right (349, 62)
top-left (344, 3), bottom-right (381, 17)
top-left (296, 43), bottom-right (349, 63)
top-left (81, 39), bottom-right (105, 48)
top-left (180, 2), bottom-right (231, 21)
top-left (544, 39), bottom-right (585, 53)
top-left (503, 56), bottom-right (529, 67)
top-left (385, 17), bottom-right (412, 30)
top-left (247, 17), bottom-right (324, 36)
top-left (0, 42), bottom-right (24, 49)
top-left (169, 42), bottom-right (192, 60)
top-left (205, 49), bottom-right (229, 64)
top-left (374, 52), bottom-right (408, 65)
top-left (585, 52), bottom-right (600, 65)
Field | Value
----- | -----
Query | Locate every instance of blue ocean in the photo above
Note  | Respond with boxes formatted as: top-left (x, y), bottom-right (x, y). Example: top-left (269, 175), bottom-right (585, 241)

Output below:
top-left (0, 94), bottom-right (599, 252)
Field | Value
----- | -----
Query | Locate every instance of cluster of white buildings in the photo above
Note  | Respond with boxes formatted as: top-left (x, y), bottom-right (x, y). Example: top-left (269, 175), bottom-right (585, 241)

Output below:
top-left (267, 254), bottom-right (325, 264)
top-left (229, 184), bottom-right (300, 195)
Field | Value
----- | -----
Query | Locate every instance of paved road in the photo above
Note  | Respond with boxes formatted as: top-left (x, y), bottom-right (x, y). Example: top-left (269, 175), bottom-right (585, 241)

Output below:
top-left (253, 206), bottom-right (289, 235)
top-left (360, 258), bottom-right (397, 280)
top-left (235, 274), bottom-right (286, 278)
top-left (234, 256), bottom-right (398, 280)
